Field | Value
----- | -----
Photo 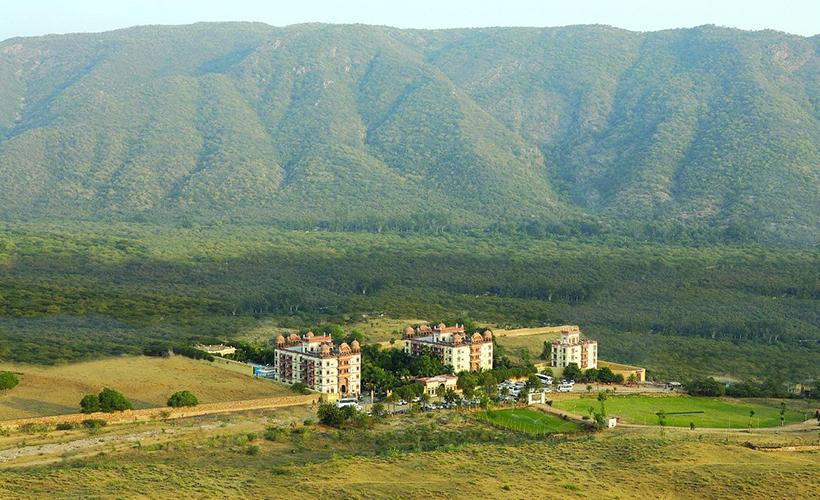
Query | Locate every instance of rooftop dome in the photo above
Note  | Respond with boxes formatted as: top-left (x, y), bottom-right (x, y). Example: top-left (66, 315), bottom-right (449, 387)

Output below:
top-left (471, 332), bottom-right (483, 343)
top-left (288, 333), bottom-right (299, 343)
top-left (275, 335), bottom-right (285, 345)
top-left (320, 343), bottom-right (331, 355)
top-left (339, 342), bottom-right (350, 353)
top-left (305, 331), bottom-right (314, 338)
top-left (437, 322), bottom-right (447, 331)
top-left (453, 334), bottom-right (463, 345)
top-left (351, 340), bottom-right (360, 351)
top-left (483, 330), bottom-right (493, 341)
top-left (404, 326), bottom-right (415, 337)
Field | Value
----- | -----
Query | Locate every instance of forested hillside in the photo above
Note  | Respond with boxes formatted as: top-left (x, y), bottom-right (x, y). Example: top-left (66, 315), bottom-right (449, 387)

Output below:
top-left (0, 23), bottom-right (817, 243)
top-left (0, 222), bottom-right (817, 382)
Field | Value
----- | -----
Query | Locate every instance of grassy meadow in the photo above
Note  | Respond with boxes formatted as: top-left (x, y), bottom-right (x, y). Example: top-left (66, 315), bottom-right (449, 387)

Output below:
top-left (481, 408), bottom-right (581, 435)
top-left (0, 355), bottom-right (290, 420)
top-left (553, 395), bottom-right (813, 428)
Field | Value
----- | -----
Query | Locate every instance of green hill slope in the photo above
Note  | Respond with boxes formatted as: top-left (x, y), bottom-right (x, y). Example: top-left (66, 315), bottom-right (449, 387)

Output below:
top-left (0, 23), bottom-right (816, 242)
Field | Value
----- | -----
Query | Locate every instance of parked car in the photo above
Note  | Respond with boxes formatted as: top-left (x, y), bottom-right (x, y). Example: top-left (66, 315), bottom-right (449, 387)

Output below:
top-left (336, 398), bottom-right (361, 410)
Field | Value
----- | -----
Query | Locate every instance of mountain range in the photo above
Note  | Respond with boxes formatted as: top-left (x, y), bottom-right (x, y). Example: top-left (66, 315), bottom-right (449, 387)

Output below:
top-left (0, 23), bottom-right (817, 242)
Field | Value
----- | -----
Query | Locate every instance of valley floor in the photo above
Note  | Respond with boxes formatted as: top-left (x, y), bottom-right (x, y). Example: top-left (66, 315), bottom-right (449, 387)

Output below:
top-left (0, 403), bottom-right (817, 499)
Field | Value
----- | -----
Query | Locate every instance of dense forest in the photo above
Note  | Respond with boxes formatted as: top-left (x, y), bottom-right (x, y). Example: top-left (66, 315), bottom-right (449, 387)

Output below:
top-left (0, 23), bottom-right (817, 244)
top-left (0, 222), bottom-right (816, 382)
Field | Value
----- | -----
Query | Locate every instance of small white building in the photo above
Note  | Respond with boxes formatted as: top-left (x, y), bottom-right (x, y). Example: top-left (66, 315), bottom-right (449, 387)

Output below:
top-left (606, 417), bottom-right (618, 428)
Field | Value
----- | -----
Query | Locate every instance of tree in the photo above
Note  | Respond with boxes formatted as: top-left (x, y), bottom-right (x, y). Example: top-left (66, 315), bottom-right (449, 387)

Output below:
top-left (167, 390), bottom-right (199, 408)
top-left (0, 371), bottom-right (18, 391)
top-left (458, 372), bottom-right (478, 399)
top-left (371, 402), bottom-right (387, 419)
top-left (583, 368), bottom-right (599, 383)
top-left (689, 422), bottom-right (695, 431)
top-left (597, 391), bottom-right (608, 417)
top-left (779, 402), bottom-right (786, 427)
top-left (748, 410), bottom-right (755, 431)
top-left (443, 389), bottom-right (460, 405)
top-left (384, 392), bottom-right (398, 413)
top-left (539, 341), bottom-right (551, 360)
top-left (80, 394), bottom-right (100, 414)
top-left (526, 374), bottom-right (542, 392)
top-left (97, 388), bottom-right (133, 412)
top-left (540, 367), bottom-right (553, 378)
top-left (317, 403), bottom-right (345, 427)
top-left (627, 373), bottom-right (638, 386)
top-left (684, 377), bottom-right (725, 397)
top-left (562, 363), bottom-right (582, 381)
top-left (657, 409), bottom-right (667, 427)
top-left (586, 385), bottom-right (593, 394)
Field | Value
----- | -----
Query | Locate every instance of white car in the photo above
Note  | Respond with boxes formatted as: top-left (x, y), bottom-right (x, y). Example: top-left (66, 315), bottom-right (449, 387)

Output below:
top-left (335, 398), bottom-right (361, 410)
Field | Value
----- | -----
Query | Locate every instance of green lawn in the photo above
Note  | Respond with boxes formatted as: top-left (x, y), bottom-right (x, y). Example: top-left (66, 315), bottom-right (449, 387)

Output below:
top-left (481, 408), bottom-right (581, 435)
top-left (553, 395), bottom-right (811, 429)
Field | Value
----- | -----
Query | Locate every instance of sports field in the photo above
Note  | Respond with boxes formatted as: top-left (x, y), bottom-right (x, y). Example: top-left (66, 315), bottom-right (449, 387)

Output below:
top-left (553, 395), bottom-right (811, 428)
top-left (481, 408), bottom-right (581, 435)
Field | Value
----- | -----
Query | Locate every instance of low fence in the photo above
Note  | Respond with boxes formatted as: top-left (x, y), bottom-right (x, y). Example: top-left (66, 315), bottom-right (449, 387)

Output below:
top-left (0, 394), bottom-right (317, 430)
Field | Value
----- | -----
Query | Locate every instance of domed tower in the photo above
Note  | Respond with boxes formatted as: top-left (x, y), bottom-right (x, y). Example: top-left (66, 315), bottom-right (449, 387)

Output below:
top-left (288, 333), bottom-right (300, 344)
top-left (437, 322), bottom-right (447, 331)
top-left (471, 332), bottom-right (483, 343)
top-left (275, 335), bottom-right (285, 348)
top-left (339, 342), bottom-right (350, 354)
top-left (453, 333), bottom-right (463, 345)
top-left (404, 326), bottom-right (415, 338)
top-left (305, 331), bottom-right (314, 340)
top-left (350, 340), bottom-right (360, 352)
top-left (320, 343), bottom-right (331, 357)
top-left (483, 330), bottom-right (493, 342)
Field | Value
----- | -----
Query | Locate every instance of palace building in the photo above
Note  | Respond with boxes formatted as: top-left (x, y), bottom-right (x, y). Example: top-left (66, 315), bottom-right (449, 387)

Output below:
top-left (403, 323), bottom-right (493, 372)
top-left (550, 326), bottom-right (597, 370)
top-left (273, 332), bottom-right (361, 397)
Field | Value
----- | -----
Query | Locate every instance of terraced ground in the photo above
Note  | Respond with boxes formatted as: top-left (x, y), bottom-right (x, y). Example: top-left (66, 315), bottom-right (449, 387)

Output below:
top-left (0, 407), bottom-right (817, 498)
top-left (553, 395), bottom-right (813, 428)
top-left (0, 356), bottom-right (290, 420)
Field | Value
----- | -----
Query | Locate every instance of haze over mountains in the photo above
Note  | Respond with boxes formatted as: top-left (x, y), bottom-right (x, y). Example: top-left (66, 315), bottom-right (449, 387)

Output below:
top-left (0, 23), bottom-right (817, 243)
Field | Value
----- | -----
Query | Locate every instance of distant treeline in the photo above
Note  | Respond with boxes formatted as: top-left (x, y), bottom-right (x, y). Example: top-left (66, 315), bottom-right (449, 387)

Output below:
top-left (0, 222), bottom-right (816, 383)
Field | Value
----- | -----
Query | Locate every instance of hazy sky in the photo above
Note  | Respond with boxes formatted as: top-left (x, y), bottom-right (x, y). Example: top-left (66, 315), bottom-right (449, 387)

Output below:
top-left (2, 0), bottom-right (818, 41)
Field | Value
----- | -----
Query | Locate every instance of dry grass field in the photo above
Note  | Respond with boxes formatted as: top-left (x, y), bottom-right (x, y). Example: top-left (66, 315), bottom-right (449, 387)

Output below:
top-left (0, 356), bottom-right (290, 420)
top-left (0, 410), bottom-right (817, 498)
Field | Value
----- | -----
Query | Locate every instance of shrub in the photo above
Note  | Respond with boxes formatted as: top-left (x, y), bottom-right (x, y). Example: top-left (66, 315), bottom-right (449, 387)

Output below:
top-left (142, 342), bottom-right (170, 357)
top-left (80, 394), bottom-right (101, 413)
top-left (246, 432), bottom-right (257, 442)
top-left (56, 422), bottom-right (77, 431)
top-left (0, 371), bottom-right (19, 391)
top-left (264, 426), bottom-right (286, 441)
top-left (19, 423), bottom-right (49, 433)
top-left (290, 382), bottom-right (311, 395)
top-left (246, 445), bottom-right (260, 456)
top-left (172, 345), bottom-right (214, 362)
top-left (98, 388), bottom-right (133, 412)
top-left (82, 419), bottom-right (107, 430)
top-left (167, 390), bottom-right (199, 408)
top-left (82, 388), bottom-right (133, 413)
